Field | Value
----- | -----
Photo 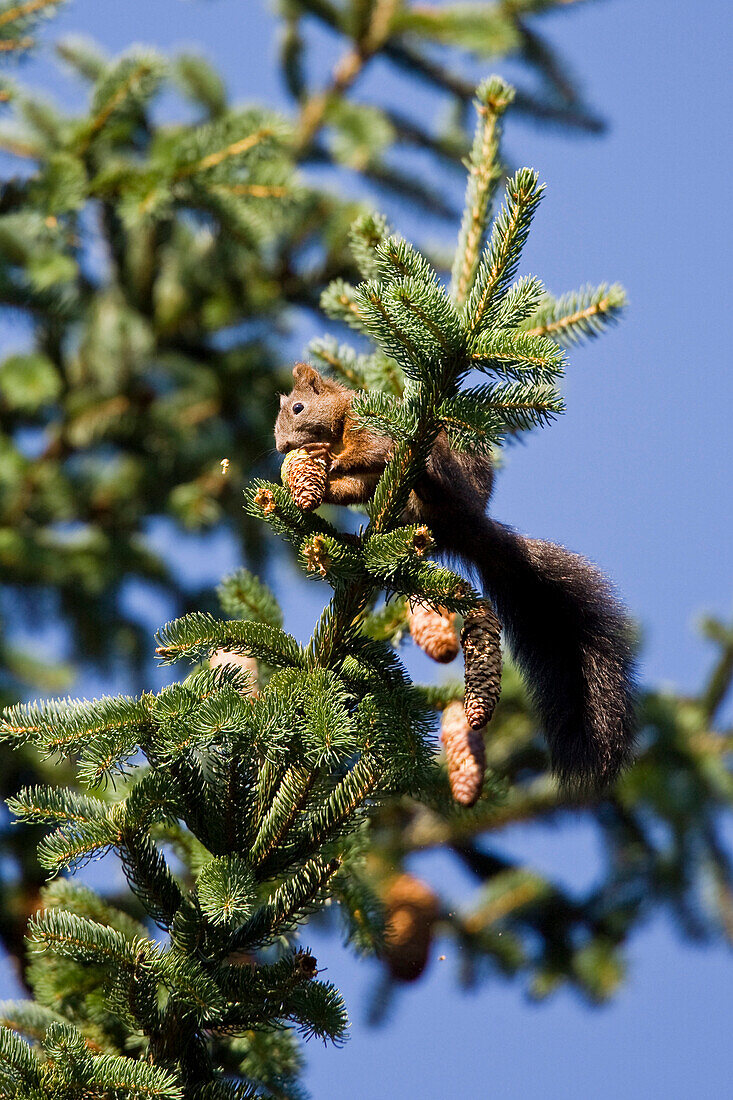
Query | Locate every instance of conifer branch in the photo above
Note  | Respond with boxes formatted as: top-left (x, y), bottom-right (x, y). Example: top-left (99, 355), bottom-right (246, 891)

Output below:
top-left (0, 0), bottom-right (60, 30)
top-left (522, 283), bottom-right (626, 345)
top-left (0, 132), bottom-right (40, 158)
top-left (0, 1024), bottom-right (40, 1088)
top-left (0, 51), bottom-right (640, 1092)
top-left (300, 755), bottom-right (379, 852)
top-left (80, 57), bottom-right (161, 152)
top-left (295, 0), bottom-right (399, 150)
top-left (209, 182), bottom-right (289, 199)
top-left (266, 855), bottom-right (342, 931)
top-left (451, 75), bottom-right (514, 307)
top-left (177, 128), bottom-right (274, 178)
top-left (466, 167), bottom-right (545, 335)
top-left (0, 31), bottom-right (31, 49)
top-left (249, 765), bottom-right (315, 868)
top-left (27, 909), bottom-right (142, 967)
top-left (117, 828), bottom-right (183, 928)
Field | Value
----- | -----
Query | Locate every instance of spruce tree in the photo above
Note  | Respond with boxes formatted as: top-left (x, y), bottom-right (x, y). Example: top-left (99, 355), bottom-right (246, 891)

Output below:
top-left (0, 75), bottom-right (628, 1095)
top-left (0, 0), bottom-right (617, 972)
top-left (1, 5), bottom-right (732, 1096)
top-left (0, 0), bottom-right (607, 697)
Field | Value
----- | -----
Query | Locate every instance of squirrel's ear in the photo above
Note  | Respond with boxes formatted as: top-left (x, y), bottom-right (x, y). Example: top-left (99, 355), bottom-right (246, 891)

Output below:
top-left (292, 362), bottom-right (324, 392)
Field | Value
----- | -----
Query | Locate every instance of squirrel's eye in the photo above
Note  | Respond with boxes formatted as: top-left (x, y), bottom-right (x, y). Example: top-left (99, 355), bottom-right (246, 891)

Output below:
top-left (292, 402), bottom-right (304, 414)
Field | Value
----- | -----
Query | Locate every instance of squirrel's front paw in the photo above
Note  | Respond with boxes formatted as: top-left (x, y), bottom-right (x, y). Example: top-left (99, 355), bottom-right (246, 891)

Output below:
top-left (301, 441), bottom-right (332, 466)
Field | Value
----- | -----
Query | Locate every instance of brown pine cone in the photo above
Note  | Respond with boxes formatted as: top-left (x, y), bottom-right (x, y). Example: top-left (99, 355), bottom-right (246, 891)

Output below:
top-left (281, 448), bottom-right (327, 511)
top-left (461, 602), bottom-right (502, 729)
top-left (210, 649), bottom-right (258, 696)
top-left (408, 601), bottom-right (460, 663)
top-left (384, 873), bottom-right (440, 983)
top-left (440, 699), bottom-right (486, 807)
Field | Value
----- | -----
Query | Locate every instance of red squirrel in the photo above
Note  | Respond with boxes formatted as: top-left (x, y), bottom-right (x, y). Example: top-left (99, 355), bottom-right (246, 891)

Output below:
top-left (275, 362), bottom-right (636, 788)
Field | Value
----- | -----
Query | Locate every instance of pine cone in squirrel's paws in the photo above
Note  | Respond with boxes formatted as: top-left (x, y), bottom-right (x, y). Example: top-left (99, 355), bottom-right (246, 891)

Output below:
top-left (440, 699), bottom-right (486, 807)
top-left (461, 602), bottom-right (502, 730)
top-left (408, 601), bottom-right (460, 663)
top-left (384, 873), bottom-right (440, 983)
top-left (281, 448), bottom-right (327, 511)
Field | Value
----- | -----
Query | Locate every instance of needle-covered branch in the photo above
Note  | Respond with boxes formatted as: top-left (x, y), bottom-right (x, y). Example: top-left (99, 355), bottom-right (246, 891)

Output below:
top-left (5, 53), bottom-right (697, 1100)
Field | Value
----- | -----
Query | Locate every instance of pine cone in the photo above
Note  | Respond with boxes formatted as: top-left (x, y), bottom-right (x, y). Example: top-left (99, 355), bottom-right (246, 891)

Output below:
top-left (384, 873), bottom-right (440, 983)
top-left (440, 699), bottom-right (486, 807)
top-left (210, 649), bottom-right (258, 696)
top-left (461, 602), bottom-right (502, 729)
top-left (281, 448), bottom-right (327, 511)
top-left (408, 601), bottom-right (460, 663)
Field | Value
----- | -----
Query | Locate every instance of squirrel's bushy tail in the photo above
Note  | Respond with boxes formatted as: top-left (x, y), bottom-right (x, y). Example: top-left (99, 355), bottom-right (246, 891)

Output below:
top-left (438, 516), bottom-right (636, 788)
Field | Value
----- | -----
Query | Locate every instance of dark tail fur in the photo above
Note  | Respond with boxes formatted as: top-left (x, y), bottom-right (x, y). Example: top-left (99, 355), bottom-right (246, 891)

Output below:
top-left (436, 514), bottom-right (637, 788)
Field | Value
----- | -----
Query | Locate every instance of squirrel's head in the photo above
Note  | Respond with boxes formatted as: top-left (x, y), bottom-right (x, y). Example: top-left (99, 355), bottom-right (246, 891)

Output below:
top-left (274, 363), bottom-right (349, 453)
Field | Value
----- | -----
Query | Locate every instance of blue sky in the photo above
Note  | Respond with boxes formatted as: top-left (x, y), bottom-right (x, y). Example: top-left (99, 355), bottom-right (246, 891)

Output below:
top-left (2, 1), bottom-right (732, 1097)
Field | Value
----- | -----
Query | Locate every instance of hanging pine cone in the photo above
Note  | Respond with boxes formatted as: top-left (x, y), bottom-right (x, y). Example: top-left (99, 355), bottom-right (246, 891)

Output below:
top-left (440, 699), bottom-right (486, 807)
top-left (461, 602), bottom-right (502, 729)
top-left (384, 873), bottom-right (440, 983)
top-left (210, 649), bottom-right (258, 696)
top-left (281, 448), bottom-right (327, 511)
top-left (408, 600), bottom-right (460, 663)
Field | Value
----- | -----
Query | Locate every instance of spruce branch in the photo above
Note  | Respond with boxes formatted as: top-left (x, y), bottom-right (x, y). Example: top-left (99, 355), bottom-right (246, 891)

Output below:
top-left (0, 0), bottom-right (62, 30)
top-left (450, 74), bottom-right (514, 307)
top-left (249, 765), bottom-right (315, 868)
top-left (27, 909), bottom-right (143, 969)
top-left (470, 328), bottom-right (565, 383)
top-left (522, 282), bottom-right (627, 345)
top-left (7, 785), bottom-right (108, 828)
top-left (465, 167), bottom-right (545, 336)
top-left (699, 617), bottom-right (733, 722)
top-left (308, 335), bottom-right (370, 388)
top-left (80, 51), bottom-right (165, 152)
top-left (0, 59), bottom-right (639, 1095)
top-left (73, 1052), bottom-right (184, 1100)
top-left (54, 34), bottom-right (107, 81)
top-left (320, 277), bottom-right (369, 331)
top-left (0, 0), bottom-right (65, 56)
top-left (36, 819), bottom-right (118, 874)
top-left (295, 0), bottom-right (400, 151)
top-left (155, 613), bottom-right (306, 669)
top-left (0, 1023), bottom-right (41, 1089)
top-left (228, 856), bottom-right (342, 952)
top-left (298, 755), bottom-right (379, 853)
top-left (0, 695), bottom-right (152, 756)
top-left (117, 827), bottom-right (183, 929)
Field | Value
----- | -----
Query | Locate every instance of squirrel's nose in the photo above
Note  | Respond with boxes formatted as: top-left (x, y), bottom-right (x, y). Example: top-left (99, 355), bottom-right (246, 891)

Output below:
top-left (275, 439), bottom-right (290, 454)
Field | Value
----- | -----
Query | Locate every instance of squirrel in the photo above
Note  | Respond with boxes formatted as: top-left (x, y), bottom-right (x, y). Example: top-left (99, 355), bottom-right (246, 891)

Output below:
top-left (275, 362), bottom-right (636, 789)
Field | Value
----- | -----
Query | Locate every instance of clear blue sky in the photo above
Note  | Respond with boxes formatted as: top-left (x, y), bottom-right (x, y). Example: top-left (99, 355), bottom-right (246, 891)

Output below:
top-left (2, 2), bottom-right (732, 1097)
